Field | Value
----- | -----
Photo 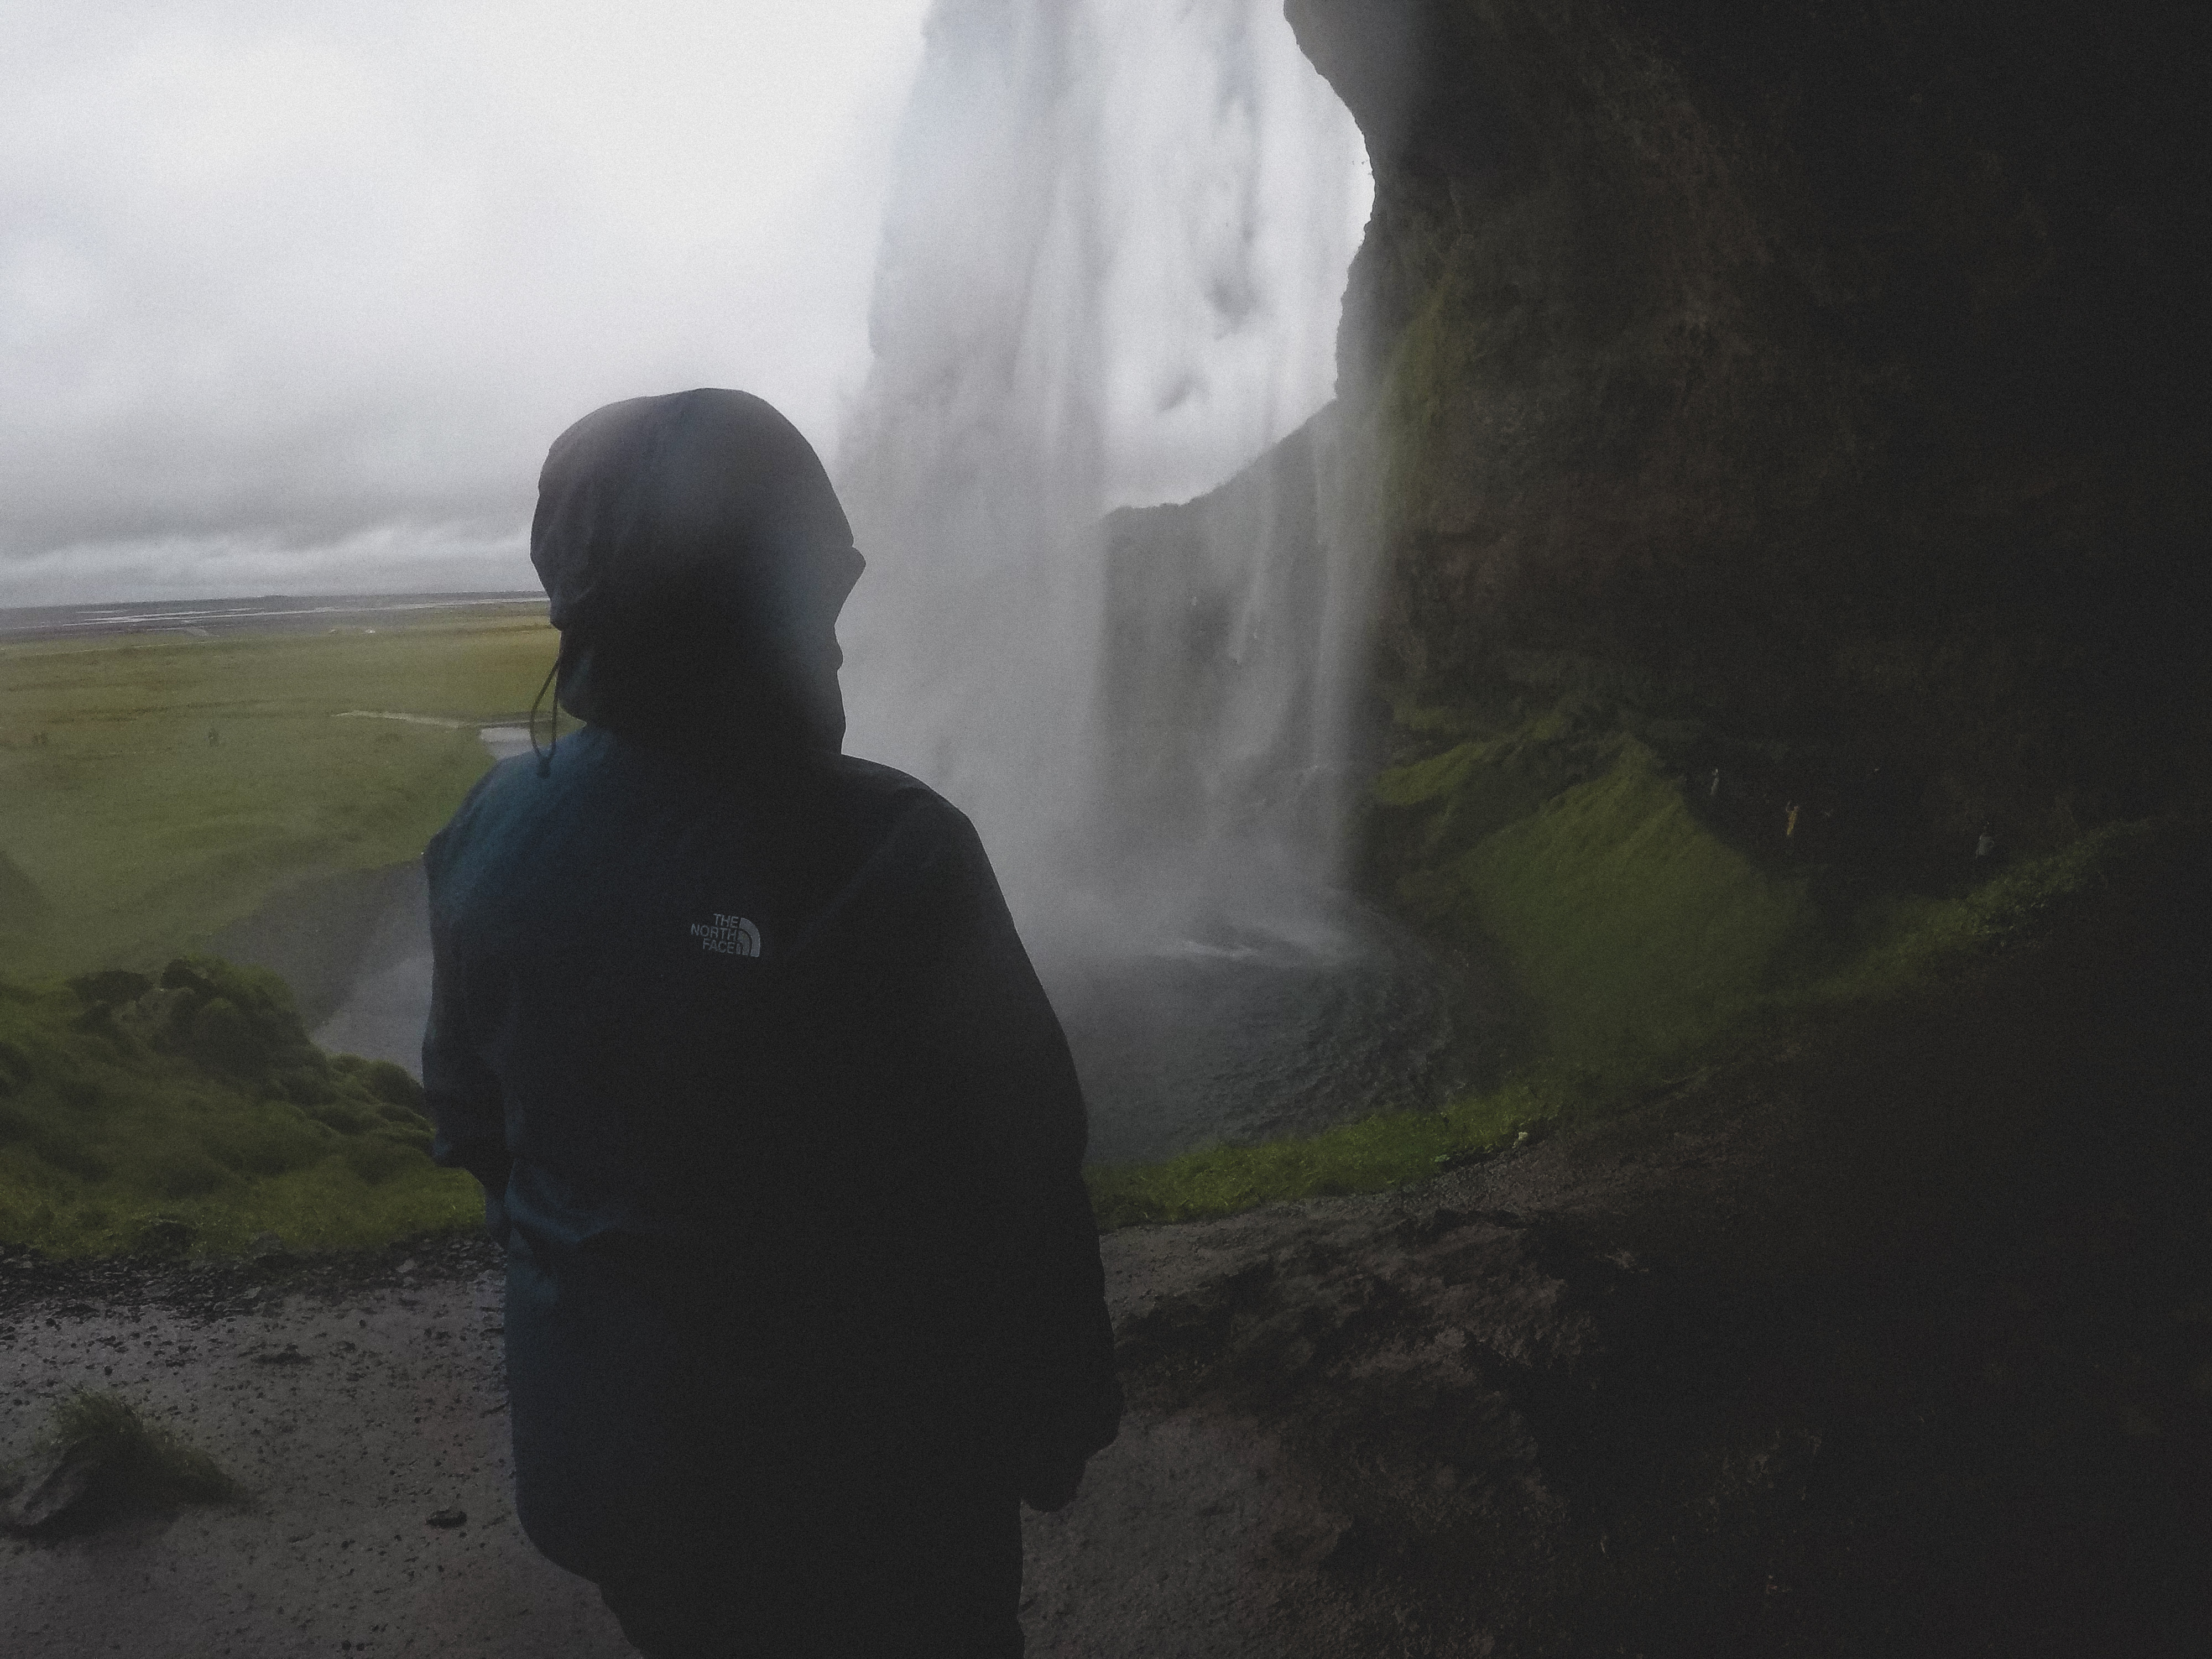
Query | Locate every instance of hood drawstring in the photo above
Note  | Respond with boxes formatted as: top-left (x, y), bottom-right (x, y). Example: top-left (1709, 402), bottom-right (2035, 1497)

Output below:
top-left (529, 634), bottom-right (573, 778)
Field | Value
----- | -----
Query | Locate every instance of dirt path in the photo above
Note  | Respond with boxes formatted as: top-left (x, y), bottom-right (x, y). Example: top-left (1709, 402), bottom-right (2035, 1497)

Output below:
top-left (1, 1227), bottom-right (1401, 1659)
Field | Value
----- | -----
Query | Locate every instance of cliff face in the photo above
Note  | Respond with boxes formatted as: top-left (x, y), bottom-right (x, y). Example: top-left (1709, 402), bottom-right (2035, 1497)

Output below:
top-left (1097, 416), bottom-right (1339, 873)
top-left (1287, 0), bottom-right (2211, 851)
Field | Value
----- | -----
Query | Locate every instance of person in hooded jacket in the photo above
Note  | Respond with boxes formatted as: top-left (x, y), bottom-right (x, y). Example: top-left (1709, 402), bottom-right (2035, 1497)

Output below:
top-left (421, 388), bottom-right (1123, 1658)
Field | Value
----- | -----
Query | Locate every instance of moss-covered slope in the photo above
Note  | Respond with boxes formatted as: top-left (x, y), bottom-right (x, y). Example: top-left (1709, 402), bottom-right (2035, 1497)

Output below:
top-left (1288, 0), bottom-right (2212, 858)
top-left (1360, 677), bottom-right (2189, 1066)
top-left (0, 956), bottom-right (476, 1259)
top-left (1086, 674), bottom-right (2189, 1230)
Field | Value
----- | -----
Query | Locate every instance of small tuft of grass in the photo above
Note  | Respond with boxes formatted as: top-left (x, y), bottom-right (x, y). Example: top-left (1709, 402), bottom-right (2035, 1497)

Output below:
top-left (1086, 1084), bottom-right (1540, 1231)
top-left (43, 1388), bottom-right (239, 1504)
top-left (2, 1387), bottom-right (241, 1535)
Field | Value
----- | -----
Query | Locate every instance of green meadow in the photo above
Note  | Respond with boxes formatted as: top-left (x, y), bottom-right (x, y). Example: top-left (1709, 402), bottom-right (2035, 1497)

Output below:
top-left (0, 610), bottom-right (555, 976)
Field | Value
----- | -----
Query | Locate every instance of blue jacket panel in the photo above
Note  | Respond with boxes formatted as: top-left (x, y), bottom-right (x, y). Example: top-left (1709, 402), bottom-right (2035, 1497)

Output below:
top-left (421, 724), bottom-right (1121, 1579)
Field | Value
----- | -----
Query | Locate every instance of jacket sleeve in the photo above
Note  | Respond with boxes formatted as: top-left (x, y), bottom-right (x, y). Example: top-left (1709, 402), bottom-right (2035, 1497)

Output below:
top-left (421, 834), bottom-right (514, 1245)
top-left (917, 812), bottom-right (1123, 1471)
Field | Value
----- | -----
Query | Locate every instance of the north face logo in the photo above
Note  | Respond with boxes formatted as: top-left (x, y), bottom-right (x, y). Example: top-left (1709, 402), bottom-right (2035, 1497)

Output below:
top-left (690, 913), bottom-right (761, 957)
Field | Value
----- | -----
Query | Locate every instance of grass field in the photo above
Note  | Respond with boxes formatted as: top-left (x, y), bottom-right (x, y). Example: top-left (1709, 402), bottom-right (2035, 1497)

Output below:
top-left (0, 954), bottom-right (480, 1259)
top-left (0, 611), bottom-right (556, 977)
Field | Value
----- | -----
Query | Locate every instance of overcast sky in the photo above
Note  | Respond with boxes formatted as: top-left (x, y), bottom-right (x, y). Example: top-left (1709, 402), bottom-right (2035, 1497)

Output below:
top-left (0, 0), bottom-right (933, 606)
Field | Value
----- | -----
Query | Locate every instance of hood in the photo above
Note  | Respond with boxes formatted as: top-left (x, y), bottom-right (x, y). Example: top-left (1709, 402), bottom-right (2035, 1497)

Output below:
top-left (530, 388), bottom-right (865, 757)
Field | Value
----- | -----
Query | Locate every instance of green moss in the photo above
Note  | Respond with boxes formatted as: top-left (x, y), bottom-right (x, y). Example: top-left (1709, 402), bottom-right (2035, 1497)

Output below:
top-left (1798, 818), bottom-right (2162, 1009)
top-left (358, 1057), bottom-right (426, 1111)
top-left (1, 611), bottom-right (2179, 1255)
top-left (1369, 711), bottom-right (1619, 877)
top-left (1416, 739), bottom-right (1825, 1067)
top-left (1376, 239), bottom-right (1500, 540)
top-left (1371, 740), bottom-right (1483, 810)
top-left (1083, 690), bottom-right (2185, 1234)
top-left (0, 965), bottom-right (478, 1260)
top-left (1087, 1084), bottom-right (1542, 1232)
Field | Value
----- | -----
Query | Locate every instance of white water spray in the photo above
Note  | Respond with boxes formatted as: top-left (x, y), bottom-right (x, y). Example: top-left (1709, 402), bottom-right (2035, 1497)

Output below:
top-left (834, 0), bottom-right (1373, 947)
top-left (297, 1), bottom-right (1483, 1159)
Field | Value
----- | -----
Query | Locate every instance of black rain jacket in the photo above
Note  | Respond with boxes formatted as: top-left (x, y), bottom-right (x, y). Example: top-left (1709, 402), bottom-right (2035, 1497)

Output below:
top-left (421, 389), bottom-right (1121, 1583)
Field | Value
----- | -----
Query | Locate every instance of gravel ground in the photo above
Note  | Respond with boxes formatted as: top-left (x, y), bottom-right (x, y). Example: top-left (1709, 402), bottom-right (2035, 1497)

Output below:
top-left (2, 1237), bottom-right (628, 1657)
top-left (0, 1120), bottom-right (1746, 1659)
top-left (0, 1225), bottom-right (1397, 1659)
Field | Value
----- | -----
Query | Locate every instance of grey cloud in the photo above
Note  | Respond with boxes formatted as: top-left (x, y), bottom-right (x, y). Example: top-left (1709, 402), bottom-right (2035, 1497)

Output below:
top-left (1, 0), bottom-right (928, 601)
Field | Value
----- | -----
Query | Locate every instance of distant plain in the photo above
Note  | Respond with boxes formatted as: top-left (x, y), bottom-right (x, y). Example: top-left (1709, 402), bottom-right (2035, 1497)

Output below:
top-left (0, 606), bottom-right (554, 977)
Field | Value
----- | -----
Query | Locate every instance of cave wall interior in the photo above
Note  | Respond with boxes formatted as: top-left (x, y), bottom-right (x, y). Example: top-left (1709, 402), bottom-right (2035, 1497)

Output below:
top-left (1286, 0), bottom-right (2212, 855)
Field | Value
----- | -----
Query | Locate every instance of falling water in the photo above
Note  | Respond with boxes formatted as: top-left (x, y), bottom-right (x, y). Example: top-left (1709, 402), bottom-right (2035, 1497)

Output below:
top-left (835, 0), bottom-right (1481, 1161)
top-left (295, 0), bottom-right (1483, 1160)
top-left (837, 0), bottom-right (1369, 920)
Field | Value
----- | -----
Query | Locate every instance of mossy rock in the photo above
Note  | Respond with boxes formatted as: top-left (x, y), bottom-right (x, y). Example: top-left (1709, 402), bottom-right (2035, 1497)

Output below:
top-left (128, 1214), bottom-right (196, 1256)
top-left (197, 1117), bottom-right (330, 1178)
top-left (304, 1100), bottom-right (380, 1136)
top-left (374, 1121), bottom-right (434, 1156)
top-left (270, 1064), bottom-right (340, 1108)
top-left (0, 851), bottom-right (53, 937)
top-left (361, 1059), bottom-right (422, 1110)
top-left (31, 1134), bottom-right (111, 1182)
top-left (0, 1037), bottom-right (32, 1095)
top-left (152, 1151), bottom-right (234, 1201)
top-left (65, 969), bottom-right (153, 1010)
top-left (340, 1132), bottom-right (429, 1185)
top-left (148, 956), bottom-right (332, 1092)
top-left (185, 998), bottom-right (260, 1073)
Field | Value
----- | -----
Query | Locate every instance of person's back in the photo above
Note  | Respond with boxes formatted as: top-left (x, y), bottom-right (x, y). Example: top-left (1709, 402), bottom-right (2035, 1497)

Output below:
top-left (422, 389), bottom-right (1122, 1658)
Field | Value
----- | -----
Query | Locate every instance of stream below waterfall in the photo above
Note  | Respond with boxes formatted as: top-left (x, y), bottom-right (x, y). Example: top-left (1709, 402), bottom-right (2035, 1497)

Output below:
top-left (268, 729), bottom-right (1488, 1168)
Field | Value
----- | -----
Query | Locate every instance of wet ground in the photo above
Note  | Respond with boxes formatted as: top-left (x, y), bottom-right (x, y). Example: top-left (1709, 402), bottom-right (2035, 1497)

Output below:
top-left (0, 1193), bottom-right (1479, 1659)
top-left (15, 856), bottom-right (2205, 1656)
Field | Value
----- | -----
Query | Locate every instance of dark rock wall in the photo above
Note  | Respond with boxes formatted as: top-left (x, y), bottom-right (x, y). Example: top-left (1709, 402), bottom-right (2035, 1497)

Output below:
top-left (1287, 0), bottom-right (2212, 849)
top-left (1098, 420), bottom-right (1327, 863)
top-left (1097, 413), bottom-right (1384, 875)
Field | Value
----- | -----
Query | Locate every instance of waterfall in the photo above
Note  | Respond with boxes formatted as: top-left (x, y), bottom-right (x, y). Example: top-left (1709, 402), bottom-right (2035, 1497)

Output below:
top-left (288, 2), bottom-right (1468, 1156)
top-left (834, 0), bottom-right (1373, 953)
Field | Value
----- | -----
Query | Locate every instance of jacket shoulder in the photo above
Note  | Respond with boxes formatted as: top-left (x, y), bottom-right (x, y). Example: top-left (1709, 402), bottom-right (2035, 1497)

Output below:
top-left (816, 754), bottom-right (968, 829)
top-left (424, 751), bottom-right (536, 864)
